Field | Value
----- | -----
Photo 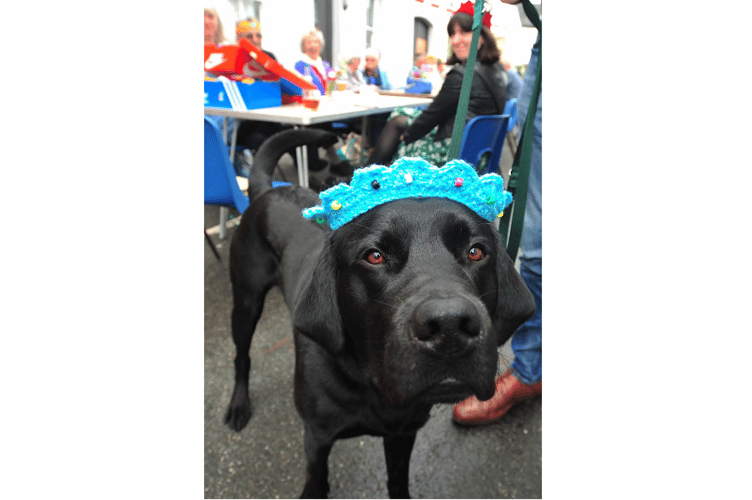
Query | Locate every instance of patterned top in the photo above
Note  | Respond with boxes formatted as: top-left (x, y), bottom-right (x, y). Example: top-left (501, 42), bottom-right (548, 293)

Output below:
top-left (294, 55), bottom-right (333, 95)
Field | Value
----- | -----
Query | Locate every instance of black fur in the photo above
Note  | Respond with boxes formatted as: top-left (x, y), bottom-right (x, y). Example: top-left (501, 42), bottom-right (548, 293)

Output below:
top-left (247, 128), bottom-right (339, 199)
top-left (225, 128), bottom-right (535, 498)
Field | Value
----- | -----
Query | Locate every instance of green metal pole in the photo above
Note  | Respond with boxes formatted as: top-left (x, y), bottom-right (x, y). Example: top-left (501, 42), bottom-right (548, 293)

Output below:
top-left (446, 0), bottom-right (485, 161)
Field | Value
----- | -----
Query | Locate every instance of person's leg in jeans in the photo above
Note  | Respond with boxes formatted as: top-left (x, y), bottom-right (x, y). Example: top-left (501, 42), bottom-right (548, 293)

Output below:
top-left (452, 32), bottom-right (542, 426)
top-left (510, 263), bottom-right (541, 385)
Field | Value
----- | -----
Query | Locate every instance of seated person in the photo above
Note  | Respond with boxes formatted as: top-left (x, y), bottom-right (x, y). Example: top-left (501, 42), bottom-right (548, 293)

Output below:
top-left (406, 53), bottom-right (444, 95)
top-left (409, 52), bottom-right (430, 76)
top-left (232, 18), bottom-right (286, 174)
top-left (235, 18), bottom-right (276, 60)
top-left (436, 58), bottom-right (448, 78)
top-left (360, 48), bottom-right (392, 90)
top-left (294, 29), bottom-right (333, 95)
top-left (347, 47), bottom-right (390, 149)
top-left (204, 8), bottom-right (230, 136)
top-left (293, 29), bottom-right (353, 173)
top-left (366, 4), bottom-right (512, 168)
top-left (342, 54), bottom-right (366, 90)
top-left (204, 7), bottom-right (226, 45)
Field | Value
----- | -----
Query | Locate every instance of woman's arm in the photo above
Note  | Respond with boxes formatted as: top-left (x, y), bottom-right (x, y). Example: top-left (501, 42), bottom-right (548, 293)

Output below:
top-left (380, 69), bottom-right (392, 90)
top-left (401, 69), bottom-right (462, 144)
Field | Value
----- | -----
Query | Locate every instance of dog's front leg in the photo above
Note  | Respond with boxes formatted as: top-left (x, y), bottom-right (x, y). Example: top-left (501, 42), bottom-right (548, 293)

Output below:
top-left (300, 424), bottom-right (335, 499)
top-left (383, 432), bottom-right (417, 499)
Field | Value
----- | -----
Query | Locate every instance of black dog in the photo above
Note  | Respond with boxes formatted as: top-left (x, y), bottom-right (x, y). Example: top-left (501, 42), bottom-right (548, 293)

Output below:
top-left (225, 128), bottom-right (535, 498)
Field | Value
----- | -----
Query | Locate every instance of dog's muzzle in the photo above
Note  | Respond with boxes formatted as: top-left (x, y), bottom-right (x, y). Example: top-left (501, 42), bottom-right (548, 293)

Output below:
top-left (411, 295), bottom-right (483, 357)
top-left (377, 283), bottom-right (498, 405)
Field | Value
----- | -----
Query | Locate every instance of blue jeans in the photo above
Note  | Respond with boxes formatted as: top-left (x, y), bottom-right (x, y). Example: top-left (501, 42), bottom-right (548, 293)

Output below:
top-left (510, 262), bottom-right (541, 384)
top-left (509, 32), bottom-right (542, 385)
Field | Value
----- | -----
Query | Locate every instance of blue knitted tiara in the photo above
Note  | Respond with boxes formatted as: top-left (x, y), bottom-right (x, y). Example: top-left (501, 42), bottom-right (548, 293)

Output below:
top-left (302, 157), bottom-right (513, 230)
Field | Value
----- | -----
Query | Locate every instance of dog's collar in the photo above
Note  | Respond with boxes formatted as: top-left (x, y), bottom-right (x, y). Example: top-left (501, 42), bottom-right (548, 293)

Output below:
top-left (302, 157), bottom-right (512, 230)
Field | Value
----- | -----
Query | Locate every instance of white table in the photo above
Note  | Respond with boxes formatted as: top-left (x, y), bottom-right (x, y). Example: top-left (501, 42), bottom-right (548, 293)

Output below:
top-left (205, 92), bottom-right (432, 238)
top-left (205, 93), bottom-right (432, 186)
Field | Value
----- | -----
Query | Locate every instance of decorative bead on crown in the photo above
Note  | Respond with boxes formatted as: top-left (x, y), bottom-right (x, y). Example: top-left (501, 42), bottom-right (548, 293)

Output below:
top-left (236, 19), bottom-right (261, 34)
top-left (302, 157), bottom-right (512, 230)
top-left (455, 1), bottom-right (493, 29)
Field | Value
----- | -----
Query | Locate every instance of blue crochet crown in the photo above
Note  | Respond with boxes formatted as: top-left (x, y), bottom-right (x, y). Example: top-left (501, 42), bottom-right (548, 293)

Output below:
top-left (302, 157), bottom-right (512, 230)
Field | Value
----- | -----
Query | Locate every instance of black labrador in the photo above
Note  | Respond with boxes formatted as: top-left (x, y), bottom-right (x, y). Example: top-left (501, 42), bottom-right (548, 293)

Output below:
top-left (224, 128), bottom-right (535, 498)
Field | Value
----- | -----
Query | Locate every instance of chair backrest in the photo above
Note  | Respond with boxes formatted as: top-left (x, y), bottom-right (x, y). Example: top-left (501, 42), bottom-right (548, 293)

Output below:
top-left (204, 117), bottom-right (249, 214)
top-left (458, 98), bottom-right (517, 175)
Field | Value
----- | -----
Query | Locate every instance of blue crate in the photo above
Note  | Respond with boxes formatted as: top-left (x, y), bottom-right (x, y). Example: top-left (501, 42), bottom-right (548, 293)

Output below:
top-left (405, 78), bottom-right (432, 94)
top-left (204, 77), bottom-right (281, 110)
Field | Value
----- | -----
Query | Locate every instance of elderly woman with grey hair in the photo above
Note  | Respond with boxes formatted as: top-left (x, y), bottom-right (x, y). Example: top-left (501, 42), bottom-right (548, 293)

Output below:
top-left (204, 7), bottom-right (226, 45)
top-left (342, 54), bottom-right (366, 90)
top-left (361, 47), bottom-right (392, 90)
top-left (294, 29), bottom-right (334, 95)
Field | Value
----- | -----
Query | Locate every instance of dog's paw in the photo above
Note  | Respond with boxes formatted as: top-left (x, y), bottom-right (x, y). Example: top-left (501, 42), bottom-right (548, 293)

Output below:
top-left (224, 390), bottom-right (253, 431)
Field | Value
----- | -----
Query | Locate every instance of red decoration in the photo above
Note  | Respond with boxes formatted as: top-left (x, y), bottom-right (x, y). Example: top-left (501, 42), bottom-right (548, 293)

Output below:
top-left (203, 39), bottom-right (316, 91)
top-left (455, 1), bottom-right (492, 29)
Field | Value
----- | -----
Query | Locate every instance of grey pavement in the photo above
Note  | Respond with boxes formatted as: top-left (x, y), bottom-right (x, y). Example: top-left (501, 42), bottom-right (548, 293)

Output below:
top-left (204, 149), bottom-right (540, 499)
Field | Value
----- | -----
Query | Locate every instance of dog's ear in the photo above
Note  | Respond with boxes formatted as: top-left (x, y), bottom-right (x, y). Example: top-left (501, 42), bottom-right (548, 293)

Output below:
top-left (492, 236), bottom-right (536, 346)
top-left (293, 240), bottom-right (345, 355)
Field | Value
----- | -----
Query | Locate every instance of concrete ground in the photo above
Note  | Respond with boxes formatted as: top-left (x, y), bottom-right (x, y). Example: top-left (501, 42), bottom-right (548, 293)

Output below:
top-left (204, 143), bottom-right (540, 499)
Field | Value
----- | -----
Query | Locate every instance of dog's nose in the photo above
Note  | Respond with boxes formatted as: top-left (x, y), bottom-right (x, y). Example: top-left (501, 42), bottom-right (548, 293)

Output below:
top-left (412, 297), bottom-right (481, 355)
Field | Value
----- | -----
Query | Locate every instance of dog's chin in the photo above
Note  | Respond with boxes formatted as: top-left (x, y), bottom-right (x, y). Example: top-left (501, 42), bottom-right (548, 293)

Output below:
top-left (419, 378), bottom-right (495, 405)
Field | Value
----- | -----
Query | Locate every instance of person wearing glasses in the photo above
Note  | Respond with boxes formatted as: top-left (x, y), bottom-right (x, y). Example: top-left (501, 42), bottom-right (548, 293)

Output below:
top-left (235, 18), bottom-right (276, 60)
top-left (231, 18), bottom-right (285, 175)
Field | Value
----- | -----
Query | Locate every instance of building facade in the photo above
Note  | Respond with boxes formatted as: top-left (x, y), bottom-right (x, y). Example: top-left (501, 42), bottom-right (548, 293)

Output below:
top-left (209, 0), bottom-right (538, 87)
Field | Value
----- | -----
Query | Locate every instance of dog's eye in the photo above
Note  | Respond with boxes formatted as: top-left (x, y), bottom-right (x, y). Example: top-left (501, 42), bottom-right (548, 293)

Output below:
top-left (365, 250), bottom-right (385, 265)
top-left (467, 246), bottom-right (484, 261)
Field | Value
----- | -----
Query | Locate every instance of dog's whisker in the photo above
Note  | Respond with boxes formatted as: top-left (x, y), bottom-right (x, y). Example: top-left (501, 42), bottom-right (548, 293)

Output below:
top-left (368, 298), bottom-right (399, 310)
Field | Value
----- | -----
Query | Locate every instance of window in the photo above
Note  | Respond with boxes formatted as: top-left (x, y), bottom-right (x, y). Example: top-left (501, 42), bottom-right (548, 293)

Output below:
top-left (414, 18), bottom-right (430, 55)
top-left (314, 0), bottom-right (334, 64)
top-left (366, 0), bottom-right (375, 48)
top-left (233, 0), bottom-right (261, 22)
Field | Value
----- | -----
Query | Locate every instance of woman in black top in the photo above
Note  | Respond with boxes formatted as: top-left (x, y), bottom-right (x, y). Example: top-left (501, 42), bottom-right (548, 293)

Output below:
top-left (366, 9), bottom-right (510, 167)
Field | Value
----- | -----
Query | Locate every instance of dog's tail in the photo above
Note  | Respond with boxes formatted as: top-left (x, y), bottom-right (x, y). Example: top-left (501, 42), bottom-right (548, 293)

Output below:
top-left (247, 128), bottom-right (339, 201)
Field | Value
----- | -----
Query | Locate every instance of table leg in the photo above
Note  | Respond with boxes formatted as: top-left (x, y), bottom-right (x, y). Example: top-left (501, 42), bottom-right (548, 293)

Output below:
top-left (293, 126), bottom-right (309, 188)
top-left (219, 208), bottom-right (229, 240)
top-left (361, 115), bottom-right (369, 166)
top-left (220, 118), bottom-right (241, 240)
top-left (229, 119), bottom-right (239, 163)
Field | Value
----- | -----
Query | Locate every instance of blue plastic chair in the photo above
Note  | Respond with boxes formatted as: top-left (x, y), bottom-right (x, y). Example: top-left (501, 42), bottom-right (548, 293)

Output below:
top-left (205, 117), bottom-right (291, 246)
top-left (458, 98), bottom-right (517, 175)
top-left (205, 117), bottom-right (250, 215)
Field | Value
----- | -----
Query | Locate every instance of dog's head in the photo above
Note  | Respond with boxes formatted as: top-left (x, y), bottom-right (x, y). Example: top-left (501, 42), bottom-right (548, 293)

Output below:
top-left (294, 197), bottom-right (534, 407)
